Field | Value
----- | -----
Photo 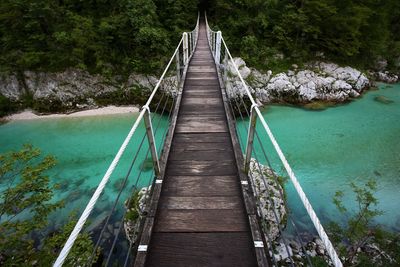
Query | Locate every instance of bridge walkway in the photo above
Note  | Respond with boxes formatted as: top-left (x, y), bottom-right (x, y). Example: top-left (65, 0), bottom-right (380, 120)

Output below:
top-left (142, 18), bottom-right (260, 267)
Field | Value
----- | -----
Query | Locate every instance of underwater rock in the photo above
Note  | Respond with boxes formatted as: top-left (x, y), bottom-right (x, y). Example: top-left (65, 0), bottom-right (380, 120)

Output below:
top-left (66, 189), bottom-right (82, 202)
top-left (57, 180), bottom-right (70, 191)
top-left (303, 101), bottom-right (337, 111)
top-left (87, 211), bottom-right (108, 233)
top-left (73, 177), bottom-right (85, 187)
top-left (113, 178), bottom-right (125, 191)
top-left (140, 158), bottom-right (154, 172)
top-left (374, 95), bottom-right (394, 104)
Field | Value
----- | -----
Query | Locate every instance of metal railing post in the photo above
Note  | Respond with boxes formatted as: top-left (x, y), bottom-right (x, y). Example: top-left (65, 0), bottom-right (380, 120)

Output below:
top-left (183, 32), bottom-right (188, 65)
top-left (212, 33), bottom-right (215, 55)
top-left (189, 33), bottom-right (192, 55)
top-left (223, 47), bottom-right (228, 82)
top-left (244, 104), bottom-right (258, 173)
top-left (175, 52), bottom-right (181, 84)
top-left (143, 106), bottom-right (160, 177)
top-left (215, 31), bottom-right (222, 65)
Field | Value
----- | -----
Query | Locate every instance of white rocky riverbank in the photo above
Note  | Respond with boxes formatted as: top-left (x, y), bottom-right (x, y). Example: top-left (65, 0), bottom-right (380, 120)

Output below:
top-left (0, 69), bottom-right (161, 115)
top-left (226, 58), bottom-right (375, 104)
top-left (0, 69), bottom-right (156, 103)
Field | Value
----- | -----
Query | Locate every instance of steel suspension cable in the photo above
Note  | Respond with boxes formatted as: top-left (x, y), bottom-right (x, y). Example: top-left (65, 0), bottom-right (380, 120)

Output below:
top-left (104, 91), bottom-right (173, 266)
top-left (231, 95), bottom-right (295, 267)
top-left (87, 91), bottom-right (168, 265)
top-left (122, 93), bottom-right (177, 267)
top-left (207, 23), bottom-right (343, 266)
top-left (239, 97), bottom-right (313, 266)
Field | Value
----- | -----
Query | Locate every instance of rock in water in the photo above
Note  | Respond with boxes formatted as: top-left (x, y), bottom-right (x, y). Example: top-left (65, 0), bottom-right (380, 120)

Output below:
top-left (224, 58), bottom-right (371, 105)
top-left (140, 158), bottom-right (154, 172)
top-left (123, 186), bottom-right (150, 244)
top-left (248, 158), bottom-right (286, 241)
top-left (374, 95), bottom-right (394, 104)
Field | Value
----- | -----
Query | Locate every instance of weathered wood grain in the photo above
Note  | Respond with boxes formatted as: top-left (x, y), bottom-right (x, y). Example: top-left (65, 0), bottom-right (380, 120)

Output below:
top-left (175, 120), bottom-right (228, 133)
top-left (162, 175), bottom-right (239, 197)
top-left (172, 133), bottom-right (230, 143)
top-left (166, 160), bottom-right (237, 176)
top-left (159, 196), bottom-right (242, 210)
top-left (154, 209), bottom-right (248, 232)
top-left (145, 233), bottom-right (257, 267)
top-left (138, 17), bottom-right (264, 267)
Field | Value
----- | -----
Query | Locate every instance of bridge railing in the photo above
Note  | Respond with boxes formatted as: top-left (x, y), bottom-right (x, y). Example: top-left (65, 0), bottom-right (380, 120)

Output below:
top-left (205, 14), bottom-right (343, 267)
top-left (53, 14), bottom-right (199, 267)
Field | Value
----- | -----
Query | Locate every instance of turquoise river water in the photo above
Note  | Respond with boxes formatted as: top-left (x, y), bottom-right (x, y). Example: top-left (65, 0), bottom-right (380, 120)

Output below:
top-left (0, 83), bottom-right (399, 236)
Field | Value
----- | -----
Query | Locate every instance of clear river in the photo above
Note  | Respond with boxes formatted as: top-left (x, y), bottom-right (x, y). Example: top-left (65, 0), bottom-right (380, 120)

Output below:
top-left (0, 83), bottom-right (399, 238)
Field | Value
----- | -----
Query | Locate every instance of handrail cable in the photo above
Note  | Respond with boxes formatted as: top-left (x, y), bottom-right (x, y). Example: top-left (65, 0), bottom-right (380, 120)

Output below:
top-left (54, 13), bottom-right (200, 266)
top-left (205, 12), bottom-right (343, 267)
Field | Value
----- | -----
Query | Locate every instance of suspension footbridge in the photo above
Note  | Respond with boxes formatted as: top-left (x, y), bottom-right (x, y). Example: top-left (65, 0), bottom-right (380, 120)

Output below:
top-left (54, 14), bottom-right (343, 267)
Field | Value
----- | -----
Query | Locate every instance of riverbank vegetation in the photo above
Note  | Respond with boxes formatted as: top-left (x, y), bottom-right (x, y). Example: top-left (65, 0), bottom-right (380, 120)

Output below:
top-left (327, 179), bottom-right (400, 266)
top-left (0, 0), bottom-right (198, 76)
top-left (0, 145), bottom-right (98, 265)
top-left (2, 1), bottom-right (399, 77)
top-left (206, 0), bottom-right (400, 73)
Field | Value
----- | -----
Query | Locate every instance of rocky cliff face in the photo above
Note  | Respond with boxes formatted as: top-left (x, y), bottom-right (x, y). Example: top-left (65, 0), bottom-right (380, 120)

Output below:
top-left (1, 59), bottom-right (397, 114)
top-left (0, 69), bottom-right (157, 112)
top-left (225, 58), bottom-right (376, 105)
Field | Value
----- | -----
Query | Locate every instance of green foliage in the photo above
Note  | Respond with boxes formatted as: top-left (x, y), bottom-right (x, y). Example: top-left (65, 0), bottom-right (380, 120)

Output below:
top-left (0, 94), bottom-right (17, 117)
top-left (0, 145), bottom-right (97, 265)
top-left (329, 179), bottom-right (399, 266)
top-left (125, 190), bottom-right (141, 222)
top-left (0, 0), bottom-right (197, 75)
top-left (208, 0), bottom-right (400, 72)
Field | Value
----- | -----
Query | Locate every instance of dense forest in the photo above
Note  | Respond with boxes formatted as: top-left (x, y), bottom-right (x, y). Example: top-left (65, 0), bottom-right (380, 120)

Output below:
top-left (1, 0), bottom-right (399, 76)
top-left (207, 0), bottom-right (400, 72)
top-left (0, 0), bottom-right (197, 76)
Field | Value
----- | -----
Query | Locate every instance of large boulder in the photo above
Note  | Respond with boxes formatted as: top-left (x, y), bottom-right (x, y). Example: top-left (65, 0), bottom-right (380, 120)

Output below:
top-left (224, 58), bottom-right (371, 104)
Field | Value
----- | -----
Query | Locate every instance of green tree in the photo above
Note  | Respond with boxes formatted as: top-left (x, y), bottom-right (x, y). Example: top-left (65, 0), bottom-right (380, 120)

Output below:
top-left (0, 144), bottom-right (97, 266)
top-left (207, 0), bottom-right (399, 72)
top-left (329, 179), bottom-right (399, 266)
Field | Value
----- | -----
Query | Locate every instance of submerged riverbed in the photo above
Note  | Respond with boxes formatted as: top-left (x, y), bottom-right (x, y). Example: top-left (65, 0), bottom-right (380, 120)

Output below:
top-left (0, 83), bottom-right (399, 236)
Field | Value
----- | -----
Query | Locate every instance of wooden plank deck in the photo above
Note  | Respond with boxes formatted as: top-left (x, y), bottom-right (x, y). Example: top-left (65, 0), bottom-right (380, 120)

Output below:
top-left (139, 18), bottom-right (260, 267)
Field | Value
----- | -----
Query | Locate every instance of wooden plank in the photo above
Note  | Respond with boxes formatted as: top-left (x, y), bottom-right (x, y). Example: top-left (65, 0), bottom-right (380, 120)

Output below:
top-left (181, 98), bottom-right (221, 105)
top-left (188, 66), bottom-right (214, 70)
top-left (166, 160), bottom-right (237, 176)
top-left (160, 196), bottom-right (243, 213)
top-left (187, 69), bottom-right (215, 73)
top-left (138, 17), bottom-right (266, 267)
top-left (184, 85), bottom-right (220, 91)
top-left (182, 91), bottom-right (221, 98)
top-left (175, 119), bottom-right (228, 133)
top-left (159, 196), bottom-right (242, 210)
top-left (169, 150), bottom-right (234, 161)
top-left (180, 103), bottom-right (222, 110)
top-left (190, 60), bottom-right (214, 64)
top-left (162, 175), bottom-right (239, 197)
top-left (184, 80), bottom-right (219, 86)
top-left (145, 232), bottom-right (257, 267)
top-left (190, 62), bottom-right (216, 66)
top-left (170, 142), bottom-right (232, 151)
top-left (186, 71), bottom-right (218, 79)
top-left (178, 109), bottom-right (225, 116)
top-left (172, 133), bottom-right (230, 143)
top-left (177, 113), bottom-right (226, 120)
top-left (154, 209), bottom-right (248, 232)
